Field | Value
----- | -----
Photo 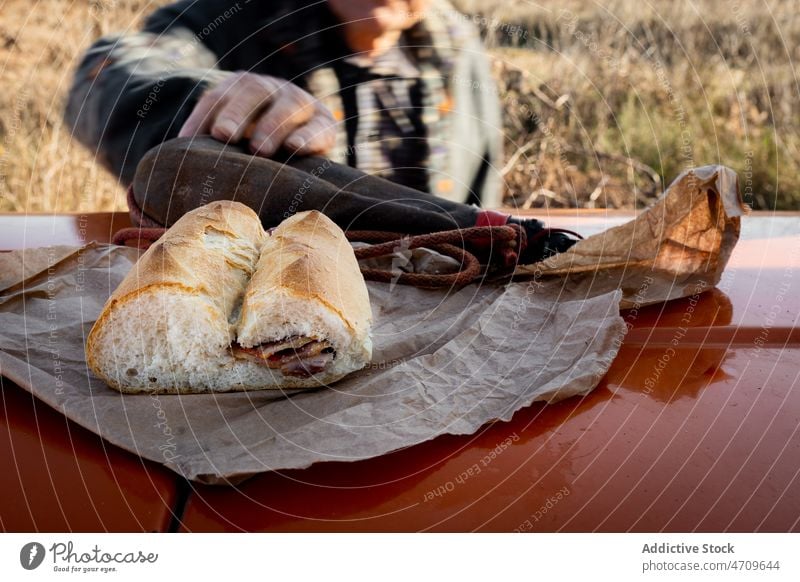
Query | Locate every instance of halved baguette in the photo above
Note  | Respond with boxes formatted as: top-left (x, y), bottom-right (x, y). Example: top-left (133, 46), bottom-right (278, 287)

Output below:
top-left (86, 202), bottom-right (372, 393)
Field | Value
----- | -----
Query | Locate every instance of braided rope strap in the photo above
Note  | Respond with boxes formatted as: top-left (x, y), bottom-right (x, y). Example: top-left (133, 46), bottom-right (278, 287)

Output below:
top-left (111, 227), bottom-right (168, 249)
top-left (346, 226), bottom-right (522, 289)
top-left (111, 223), bottom-right (524, 289)
top-left (116, 184), bottom-right (530, 288)
top-left (118, 184), bottom-right (534, 287)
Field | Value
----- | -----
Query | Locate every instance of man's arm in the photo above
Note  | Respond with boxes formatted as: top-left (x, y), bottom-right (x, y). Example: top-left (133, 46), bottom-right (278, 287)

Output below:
top-left (65, 0), bottom-right (334, 185)
top-left (64, 0), bottom-right (243, 184)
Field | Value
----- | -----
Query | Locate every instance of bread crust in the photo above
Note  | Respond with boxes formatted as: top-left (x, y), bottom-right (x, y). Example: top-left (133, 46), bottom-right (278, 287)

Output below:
top-left (240, 211), bottom-right (372, 346)
top-left (86, 203), bottom-right (372, 393)
top-left (93, 200), bottom-right (263, 313)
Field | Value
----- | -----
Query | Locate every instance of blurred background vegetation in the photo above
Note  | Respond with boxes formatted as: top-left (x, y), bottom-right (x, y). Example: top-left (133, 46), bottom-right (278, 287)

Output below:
top-left (1, 0), bottom-right (797, 212)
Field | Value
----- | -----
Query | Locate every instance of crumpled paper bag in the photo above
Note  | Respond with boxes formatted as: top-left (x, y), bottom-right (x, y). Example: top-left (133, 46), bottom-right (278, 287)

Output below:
top-left (516, 165), bottom-right (746, 307)
top-left (0, 243), bottom-right (626, 484)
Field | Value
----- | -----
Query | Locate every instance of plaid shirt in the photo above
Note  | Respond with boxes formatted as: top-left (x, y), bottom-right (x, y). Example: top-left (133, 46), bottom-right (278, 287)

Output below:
top-left (65, 0), bottom-right (503, 206)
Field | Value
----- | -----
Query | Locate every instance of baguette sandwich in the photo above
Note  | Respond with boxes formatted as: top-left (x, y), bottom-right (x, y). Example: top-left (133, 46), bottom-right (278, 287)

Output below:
top-left (86, 202), bottom-right (373, 393)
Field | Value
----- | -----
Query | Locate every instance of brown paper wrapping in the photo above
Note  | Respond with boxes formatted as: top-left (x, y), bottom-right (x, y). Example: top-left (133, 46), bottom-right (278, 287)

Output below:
top-left (515, 165), bottom-right (746, 308)
top-left (0, 243), bottom-right (626, 484)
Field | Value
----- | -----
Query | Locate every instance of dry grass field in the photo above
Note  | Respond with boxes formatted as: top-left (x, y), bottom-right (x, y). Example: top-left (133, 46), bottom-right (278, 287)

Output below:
top-left (0, 0), bottom-right (162, 213)
top-left (459, 0), bottom-right (800, 210)
top-left (1, 0), bottom-right (798, 213)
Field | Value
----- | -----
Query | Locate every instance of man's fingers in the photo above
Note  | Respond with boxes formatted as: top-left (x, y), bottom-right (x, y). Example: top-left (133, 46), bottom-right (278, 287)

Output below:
top-left (249, 86), bottom-right (316, 157)
top-left (178, 89), bottom-right (221, 137)
top-left (210, 76), bottom-right (276, 142)
top-left (183, 73), bottom-right (331, 155)
top-left (284, 107), bottom-right (336, 154)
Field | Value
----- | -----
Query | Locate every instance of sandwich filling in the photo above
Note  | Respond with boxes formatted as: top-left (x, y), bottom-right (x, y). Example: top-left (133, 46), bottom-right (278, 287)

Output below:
top-left (231, 335), bottom-right (336, 378)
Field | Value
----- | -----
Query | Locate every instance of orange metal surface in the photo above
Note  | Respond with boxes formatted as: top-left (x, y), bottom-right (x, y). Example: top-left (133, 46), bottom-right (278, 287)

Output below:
top-left (178, 212), bottom-right (799, 532)
top-left (0, 377), bottom-right (179, 531)
top-left (178, 346), bottom-right (798, 532)
top-left (1, 211), bottom-right (798, 532)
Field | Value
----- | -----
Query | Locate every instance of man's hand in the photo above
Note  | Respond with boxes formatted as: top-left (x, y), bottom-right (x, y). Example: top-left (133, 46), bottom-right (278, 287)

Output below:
top-left (178, 72), bottom-right (336, 157)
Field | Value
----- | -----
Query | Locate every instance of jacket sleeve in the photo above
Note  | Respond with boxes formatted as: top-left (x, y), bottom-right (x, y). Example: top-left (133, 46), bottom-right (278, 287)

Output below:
top-left (64, 0), bottom-right (252, 184)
